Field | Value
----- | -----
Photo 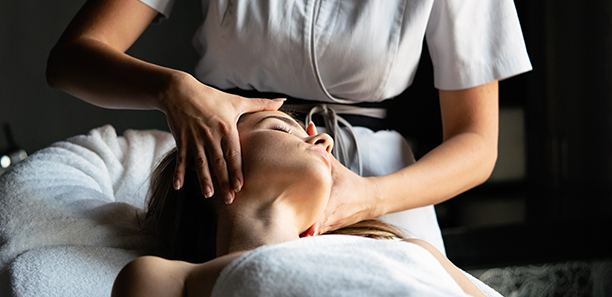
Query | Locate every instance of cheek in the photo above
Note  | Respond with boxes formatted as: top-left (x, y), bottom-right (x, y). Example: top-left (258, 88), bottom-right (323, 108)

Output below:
top-left (288, 159), bottom-right (333, 212)
top-left (240, 134), bottom-right (293, 178)
top-left (240, 132), bottom-right (332, 202)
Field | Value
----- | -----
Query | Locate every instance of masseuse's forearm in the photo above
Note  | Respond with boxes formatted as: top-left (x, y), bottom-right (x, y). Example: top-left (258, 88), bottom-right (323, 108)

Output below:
top-left (46, 0), bottom-right (182, 111)
top-left (47, 38), bottom-right (180, 111)
top-left (370, 131), bottom-right (497, 215)
top-left (370, 81), bottom-right (499, 216)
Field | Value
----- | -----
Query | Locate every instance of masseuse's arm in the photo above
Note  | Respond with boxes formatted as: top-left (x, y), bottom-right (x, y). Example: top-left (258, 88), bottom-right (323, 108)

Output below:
top-left (375, 80), bottom-right (499, 213)
top-left (319, 80), bottom-right (498, 232)
top-left (46, 0), bottom-right (283, 204)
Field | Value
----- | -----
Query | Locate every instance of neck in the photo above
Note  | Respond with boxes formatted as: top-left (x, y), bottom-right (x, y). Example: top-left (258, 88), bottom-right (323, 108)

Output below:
top-left (215, 192), bottom-right (302, 256)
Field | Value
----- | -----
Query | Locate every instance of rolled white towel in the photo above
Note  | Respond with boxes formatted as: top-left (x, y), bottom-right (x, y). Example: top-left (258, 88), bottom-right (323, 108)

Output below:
top-left (0, 125), bottom-right (173, 271)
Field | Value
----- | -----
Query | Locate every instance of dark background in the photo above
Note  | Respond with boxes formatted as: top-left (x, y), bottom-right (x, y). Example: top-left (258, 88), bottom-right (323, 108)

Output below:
top-left (1, 0), bottom-right (610, 268)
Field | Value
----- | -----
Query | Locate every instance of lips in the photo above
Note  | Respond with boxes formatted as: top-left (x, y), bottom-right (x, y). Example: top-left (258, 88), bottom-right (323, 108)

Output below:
top-left (306, 145), bottom-right (331, 166)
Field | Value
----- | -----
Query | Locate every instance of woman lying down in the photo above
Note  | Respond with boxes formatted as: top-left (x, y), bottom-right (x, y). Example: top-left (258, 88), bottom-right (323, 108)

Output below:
top-left (111, 110), bottom-right (492, 297)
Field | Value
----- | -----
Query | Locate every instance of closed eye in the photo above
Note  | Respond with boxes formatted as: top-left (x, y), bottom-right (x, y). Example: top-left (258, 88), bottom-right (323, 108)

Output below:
top-left (256, 115), bottom-right (302, 135)
top-left (271, 125), bottom-right (293, 134)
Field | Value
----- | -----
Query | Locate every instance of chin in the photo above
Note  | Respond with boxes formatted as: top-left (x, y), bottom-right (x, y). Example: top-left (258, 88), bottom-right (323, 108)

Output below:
top-left (305, 161), bottom-right (333, 182)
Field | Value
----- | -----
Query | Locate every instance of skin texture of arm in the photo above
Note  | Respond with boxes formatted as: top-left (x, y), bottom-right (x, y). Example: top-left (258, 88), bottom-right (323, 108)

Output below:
top-left (46, 0), bottom-right (284, 205)
top-left (375, 80), bottom-right (499, 213)
top-left (111, 256), bottom-right (191, 297)
top-left (46, 0), bottom-right (166, 109)
top-left (111, 252), bottom-right (247, 297)
top-left (318, 80), bottom-right (498, 233)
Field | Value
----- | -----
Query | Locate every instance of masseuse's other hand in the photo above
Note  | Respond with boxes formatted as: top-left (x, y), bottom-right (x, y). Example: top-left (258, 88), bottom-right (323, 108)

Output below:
top-left (316, 154), bottom-right (378, 234)
top-left (160, 73), bottom-right (285, 204)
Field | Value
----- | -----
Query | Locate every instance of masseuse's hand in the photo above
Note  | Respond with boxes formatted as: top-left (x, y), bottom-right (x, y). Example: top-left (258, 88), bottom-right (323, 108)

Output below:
top-left (160, 73), bottom-right (285, 204)
top-left (315, 156), bottom-right (378, 234)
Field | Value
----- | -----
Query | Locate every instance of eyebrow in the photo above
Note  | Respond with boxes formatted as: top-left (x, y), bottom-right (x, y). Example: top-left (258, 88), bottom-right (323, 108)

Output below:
top-left (256, 115), bottom-right (303, 131)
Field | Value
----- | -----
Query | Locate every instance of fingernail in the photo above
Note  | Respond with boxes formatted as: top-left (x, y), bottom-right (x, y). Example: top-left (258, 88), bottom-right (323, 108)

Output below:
top-left (224, 192), bottom-right (234, 205)
top-left (174, 179), bottom-right (181, 190)
top-left (204, 186), bottom-right (213, 198)
top-left (273, 98), bottom-right (287, 102)
top-left (233, 179), bottom-right (242, 193)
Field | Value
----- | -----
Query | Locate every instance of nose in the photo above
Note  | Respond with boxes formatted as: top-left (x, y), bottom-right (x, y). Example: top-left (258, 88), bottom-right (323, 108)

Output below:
top-left (306, 133), bottom-right (334, 154)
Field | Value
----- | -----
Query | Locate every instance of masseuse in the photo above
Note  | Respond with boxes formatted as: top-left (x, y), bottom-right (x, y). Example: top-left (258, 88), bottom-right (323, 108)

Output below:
top-left (46, 0), bottom-right (532, 252)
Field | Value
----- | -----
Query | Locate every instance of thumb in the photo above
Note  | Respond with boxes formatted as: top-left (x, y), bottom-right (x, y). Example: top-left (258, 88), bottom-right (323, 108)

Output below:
top-left (243, 97), bottom-right (286, 113)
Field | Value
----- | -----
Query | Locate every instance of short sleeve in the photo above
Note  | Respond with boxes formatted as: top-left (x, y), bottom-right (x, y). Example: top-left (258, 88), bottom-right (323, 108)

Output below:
top-left (426, 0), bottom-right (532, 90)
top-left (139, 0), bottom-right (176, 21)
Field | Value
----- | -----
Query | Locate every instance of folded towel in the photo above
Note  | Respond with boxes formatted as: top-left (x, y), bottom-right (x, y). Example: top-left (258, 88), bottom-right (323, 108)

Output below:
top-left (9, 245), bottom-right (143, 297)
top-left (212, 235), bottom-right (502, 297)
top-left (0, 125), bottom-right (174, 294)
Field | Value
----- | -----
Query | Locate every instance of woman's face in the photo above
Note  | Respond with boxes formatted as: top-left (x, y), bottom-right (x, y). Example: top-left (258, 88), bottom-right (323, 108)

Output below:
top-left (237, 111), bottom-right (334, 226)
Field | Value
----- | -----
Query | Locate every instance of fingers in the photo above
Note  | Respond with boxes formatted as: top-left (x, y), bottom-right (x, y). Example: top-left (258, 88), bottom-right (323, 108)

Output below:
top-left (222, 129), bottom-right (244, 194)
top-left (171, 95), bottom-right (283, 204)
top-left (204, 123), bottom-right (239, 205)
top-left (242, 97), bottom-right (286, 113)
top-left (315, 210), bottom-right (336, 235)
top-left (175, 129), bottom-right (238, 204)
top-left (173, 132), bottom-right (188, 191)
top-left (204, 97), bottom-right (282, 203)
top-left (206, 96), bottom-right (283, 203)
top-left (192, 131), bottom-right (214, 198)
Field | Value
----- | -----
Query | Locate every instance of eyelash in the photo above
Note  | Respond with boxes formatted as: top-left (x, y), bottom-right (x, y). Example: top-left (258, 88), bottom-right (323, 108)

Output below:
top-left (272, 125), bottom-right (293, 134)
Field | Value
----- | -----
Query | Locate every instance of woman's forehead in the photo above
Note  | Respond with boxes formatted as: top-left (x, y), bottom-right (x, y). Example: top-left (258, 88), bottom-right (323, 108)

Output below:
top-left (239, 111), bottom-right (303, 130)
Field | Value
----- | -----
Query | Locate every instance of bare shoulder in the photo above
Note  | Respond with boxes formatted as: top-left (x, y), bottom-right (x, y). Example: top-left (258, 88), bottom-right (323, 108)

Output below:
top-left (402, 238), bottom-right (450, 264)
top-left (112, 252), bottom-right (248, 297)
top-left (111, 256), bottom-right (194, 297)
top-left (403, 238), bottom-right (439, 253)
top-left (402, 238), bottom-right (486, 297)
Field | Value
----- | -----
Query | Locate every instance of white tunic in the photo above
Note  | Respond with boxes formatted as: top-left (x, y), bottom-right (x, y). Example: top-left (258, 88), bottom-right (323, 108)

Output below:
top-left (141, 0), bottom-right (532, 102)
top-left (139, 0), bottom-right (532, 253)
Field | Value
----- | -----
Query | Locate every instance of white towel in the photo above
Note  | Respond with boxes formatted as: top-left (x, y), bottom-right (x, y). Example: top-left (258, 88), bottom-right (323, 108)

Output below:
top-left (0, 125), bottom-right (174, 295)
top-left (212, 235), bottom-right (502, 297)
top-left (9, 245), bottom-right (142, 297)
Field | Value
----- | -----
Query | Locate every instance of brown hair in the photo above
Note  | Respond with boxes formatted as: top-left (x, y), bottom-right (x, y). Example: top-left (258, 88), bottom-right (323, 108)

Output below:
top-left (145, 149), bottom-right (218, 263)
top-left (146, 148), bottom-right (407, 263)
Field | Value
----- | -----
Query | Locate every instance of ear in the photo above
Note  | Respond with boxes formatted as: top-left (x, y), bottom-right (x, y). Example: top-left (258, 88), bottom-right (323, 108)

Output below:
top-left (299, 221), bottom-right (320, 238)
top-left (306, 121), bottom-right (318, 136)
